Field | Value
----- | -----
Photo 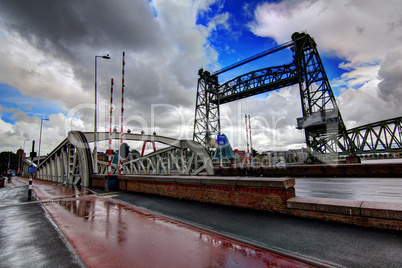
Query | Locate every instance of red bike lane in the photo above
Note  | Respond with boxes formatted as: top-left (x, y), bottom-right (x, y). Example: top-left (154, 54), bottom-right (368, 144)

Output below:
top-left (16, 177), bottom-right (315, 267)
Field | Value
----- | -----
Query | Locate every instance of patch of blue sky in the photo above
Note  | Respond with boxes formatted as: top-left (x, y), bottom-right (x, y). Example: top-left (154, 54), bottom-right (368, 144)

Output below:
top-left (197, 1), bottom-right (268, 64)
top-left (148, 0), bottom-right (158, 17)
top-left (196, 1), bottom-right (295, 81)
top-left (197, 0), bottom-right (346, 100)
top-left (0, 83), bottom-right (62, 124)
top-left (320, 55), bottom-right (349, 96)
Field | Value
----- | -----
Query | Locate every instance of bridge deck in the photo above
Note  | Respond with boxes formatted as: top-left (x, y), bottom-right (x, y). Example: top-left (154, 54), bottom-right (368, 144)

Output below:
top-left (11, 177), bottom-right (315, 267)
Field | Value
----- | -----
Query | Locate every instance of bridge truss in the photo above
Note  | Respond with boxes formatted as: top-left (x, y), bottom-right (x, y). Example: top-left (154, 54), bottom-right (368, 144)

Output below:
top-left (91, 132), bottom-right (214, 177)
top-left (193, 32), bottom-right (402, 158)
top-left (31, 131), bottom-right (213, 187)
top-left (347, 117), bottom-right (402, 154)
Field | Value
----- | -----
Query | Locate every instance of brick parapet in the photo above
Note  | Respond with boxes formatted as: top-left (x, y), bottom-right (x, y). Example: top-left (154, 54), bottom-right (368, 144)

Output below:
top-left (287, 197), bottom-right (402, 230)
top-left (91, 176), bottom-right (105, 188)
top-left (118, 176), bottom-right (295, 213)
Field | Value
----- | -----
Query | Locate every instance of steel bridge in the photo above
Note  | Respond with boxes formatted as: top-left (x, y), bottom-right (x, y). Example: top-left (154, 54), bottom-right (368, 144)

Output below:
top-left (193, 32), bottom-right (402, 158)
top-left (30, 131), bottom-right (213, 187)
top-left (22, 31), bottom-right (402, 186)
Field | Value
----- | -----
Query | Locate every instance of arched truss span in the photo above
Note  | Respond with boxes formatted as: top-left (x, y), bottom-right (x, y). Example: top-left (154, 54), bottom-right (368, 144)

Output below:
top-left (346, 116), bottom-right (402, 154)
top-left (83, 132), bottom-right (214, 176)
top-left (31, 131), bottom-right (93, 187)
top-left (27, 131), bottom-right (213, 187)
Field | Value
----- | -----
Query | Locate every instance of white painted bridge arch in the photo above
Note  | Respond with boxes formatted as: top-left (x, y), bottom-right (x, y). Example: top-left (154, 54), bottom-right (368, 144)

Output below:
top-left (33, 131), bottom-right (214, 187)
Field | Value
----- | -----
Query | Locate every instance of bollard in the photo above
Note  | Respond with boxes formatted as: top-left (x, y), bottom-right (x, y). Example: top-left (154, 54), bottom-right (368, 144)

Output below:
top-left (28, 175), bottom-right (33, 200)
top-left (27, 165), bottom-right (35, 200)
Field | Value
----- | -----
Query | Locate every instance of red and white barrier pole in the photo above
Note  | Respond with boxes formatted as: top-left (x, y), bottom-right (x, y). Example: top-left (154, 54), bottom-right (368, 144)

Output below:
top-left (108, 78), bottom-right (114, 176)
top-left (119, 52), bottom-right (125, 175)
top-left (248, 114), bottom-right (253, 165)
top-left (245, 114), bottom-right (250, 167)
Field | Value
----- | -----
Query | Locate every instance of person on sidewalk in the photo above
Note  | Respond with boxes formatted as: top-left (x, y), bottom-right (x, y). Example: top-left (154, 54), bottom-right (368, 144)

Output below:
top-left (6, 169), bottom-right (12, 183)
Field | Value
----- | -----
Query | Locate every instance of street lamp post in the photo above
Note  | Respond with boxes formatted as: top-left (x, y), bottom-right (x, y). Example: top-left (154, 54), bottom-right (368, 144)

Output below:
top-left (38, 118), bottom-right (49, 167)
top-left (94, 54), bottom-right (111, 174)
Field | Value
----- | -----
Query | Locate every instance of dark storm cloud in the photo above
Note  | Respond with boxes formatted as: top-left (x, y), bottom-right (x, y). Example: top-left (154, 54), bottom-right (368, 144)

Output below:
top-left (0, 0), bottom-right (217, 125)
top-left (0, 0), bottom-right (165, 103)
top-left (0, 0), bottom-right (160, 52)
top-left (378, 48), bottom-right (402, 105)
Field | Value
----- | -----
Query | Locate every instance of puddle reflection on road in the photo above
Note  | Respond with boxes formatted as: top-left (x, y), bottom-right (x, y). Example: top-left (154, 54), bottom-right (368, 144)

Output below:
top-left (14, 178), bottom-right (313, 267)
top-left (46, 194), bottom-right (312, 267)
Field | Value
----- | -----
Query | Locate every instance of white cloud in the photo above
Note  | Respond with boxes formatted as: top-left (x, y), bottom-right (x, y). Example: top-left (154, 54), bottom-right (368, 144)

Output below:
top-left (248, 0), bottom-right (402, 136)
top-left (0, 0), bottom-right (221, 154)
top-left (0, 32), bottom-right (92, 111)
top-left (250, 0), bottom-right (402, 64)
top-left (219, 86), bottom-right (305, 152)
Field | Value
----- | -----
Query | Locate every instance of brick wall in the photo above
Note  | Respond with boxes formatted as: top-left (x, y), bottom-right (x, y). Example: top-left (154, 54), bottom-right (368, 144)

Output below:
top-left (91, 176), bottom-right (105, 188)
top-left (118, 176), bottom-right (295, 213)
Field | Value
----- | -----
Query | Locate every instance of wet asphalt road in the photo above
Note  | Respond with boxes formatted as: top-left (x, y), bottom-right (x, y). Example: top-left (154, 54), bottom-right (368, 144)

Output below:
top-left (1, 178), bottom-right (401, 267)
top-left (106, 190), bottom-right (402, 268)
top-left (0, 184), bottom-right (83, 268)
top-left (2, 178), bottom-right (314, 268)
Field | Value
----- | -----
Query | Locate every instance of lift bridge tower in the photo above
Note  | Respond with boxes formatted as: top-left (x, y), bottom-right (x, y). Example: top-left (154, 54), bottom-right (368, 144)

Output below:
top-left (193, 32), bottom-right (356, 159)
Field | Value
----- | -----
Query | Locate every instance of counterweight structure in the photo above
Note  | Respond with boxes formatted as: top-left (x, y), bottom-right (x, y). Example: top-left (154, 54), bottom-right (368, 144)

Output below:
top-left (193, 32), bottom-right (357, 158)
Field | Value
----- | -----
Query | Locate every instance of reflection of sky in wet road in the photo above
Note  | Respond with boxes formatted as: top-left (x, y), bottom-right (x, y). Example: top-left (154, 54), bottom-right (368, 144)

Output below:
top-left (295, 178), bottom-right (402, 203)
top-left (24, 178), bottom-right (313, 267)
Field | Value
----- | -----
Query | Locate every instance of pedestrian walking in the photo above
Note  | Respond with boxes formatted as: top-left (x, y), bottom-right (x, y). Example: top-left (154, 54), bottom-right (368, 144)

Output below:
top-left (7, 169), bottom-right (12, 183)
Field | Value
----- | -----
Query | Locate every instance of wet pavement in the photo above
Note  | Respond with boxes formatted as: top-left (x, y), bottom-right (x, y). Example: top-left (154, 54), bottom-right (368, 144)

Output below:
top-left (1, 178), bottom-right (315, 267)
top-left (95, 187), bottom-right (402, 268)
top-left (0, 180), bottom-right (83, 267)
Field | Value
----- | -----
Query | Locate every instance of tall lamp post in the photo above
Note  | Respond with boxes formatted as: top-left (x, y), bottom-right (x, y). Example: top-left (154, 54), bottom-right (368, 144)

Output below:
top-left (94, 54), bottom-right (111, 174)
top-left (38, 118), bottom-right (49, 167)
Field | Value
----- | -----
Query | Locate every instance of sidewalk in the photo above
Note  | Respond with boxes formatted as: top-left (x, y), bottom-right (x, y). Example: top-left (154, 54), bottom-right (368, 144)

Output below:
top-left (1, 178), bottom-right (317, 267)
top-left (0, 179), bottom-right (84, 268)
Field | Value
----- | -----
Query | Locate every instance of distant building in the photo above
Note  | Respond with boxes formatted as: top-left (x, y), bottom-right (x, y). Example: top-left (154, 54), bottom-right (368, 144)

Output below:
top-left (97, 152), bottom-right (108, 162)
top-left (220, 146), bottom-right (309, 166)
top-left (287, 148), bottom-right (308, 163)
top-left (261, 148), bottom-right (308, 164)
top-left (233, 149), bottom-right (246, 162)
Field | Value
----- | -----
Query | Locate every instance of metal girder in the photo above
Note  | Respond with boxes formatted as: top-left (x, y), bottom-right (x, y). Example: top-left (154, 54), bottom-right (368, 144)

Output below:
top-left (25, 131), bottom-right (213, 186)
top-left (346, 117), bottom-right (402, 154)
top-left (31, 131), bottom-right (93, 187)
top-left (193, 69), bottom-right (220, 150)
top-left (212, 41), bottom-right (294, 76)
top-left (212, 64), bottom-right (298, 104)
top-left (291, 32), bottom-right (355, 157)
top-left (84, 132), bottom-right (214, 176)
top-left (123, 146), bottom-right (210, 176)
top-left (193, 31), bottom-right (360, 158)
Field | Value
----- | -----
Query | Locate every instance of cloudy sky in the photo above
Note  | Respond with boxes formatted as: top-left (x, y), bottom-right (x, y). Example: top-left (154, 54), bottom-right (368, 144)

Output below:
top-left (0, 0), bottom-right (401, 155)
